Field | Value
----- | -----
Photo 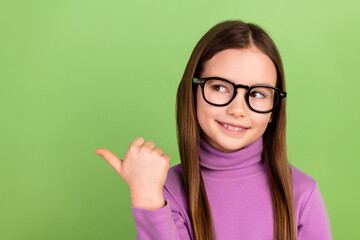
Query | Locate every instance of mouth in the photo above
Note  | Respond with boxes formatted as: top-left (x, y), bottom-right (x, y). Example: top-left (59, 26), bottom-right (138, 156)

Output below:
top-left (216, 120), bottom-right (249, 134)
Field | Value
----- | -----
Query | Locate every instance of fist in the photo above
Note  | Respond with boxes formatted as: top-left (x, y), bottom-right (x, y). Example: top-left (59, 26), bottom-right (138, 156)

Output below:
top-left (95, 137), bottom-right (171, 194)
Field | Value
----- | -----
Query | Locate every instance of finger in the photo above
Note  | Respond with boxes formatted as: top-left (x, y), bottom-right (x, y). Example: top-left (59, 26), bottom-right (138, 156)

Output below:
top-left (154, 147), bottom-right (164, 155)
top-left (142, 140), bottom-right (155, 149)
top-left (163, 154), bottom-right (171, 162)
top-left (131, 137), bottom-right (145, 148)
top-left (95, 148), bottom-right (122, 174)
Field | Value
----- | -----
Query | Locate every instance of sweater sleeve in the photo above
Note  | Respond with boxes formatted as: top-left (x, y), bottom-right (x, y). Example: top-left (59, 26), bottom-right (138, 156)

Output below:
top-left (130, 187), bottom-right (192, 240)
top-left (297, 181), bottom-right (332, 240)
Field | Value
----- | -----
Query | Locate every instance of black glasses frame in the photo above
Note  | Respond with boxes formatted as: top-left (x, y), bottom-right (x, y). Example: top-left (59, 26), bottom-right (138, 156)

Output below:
top-left (193, 76), bottom-right (287, 113)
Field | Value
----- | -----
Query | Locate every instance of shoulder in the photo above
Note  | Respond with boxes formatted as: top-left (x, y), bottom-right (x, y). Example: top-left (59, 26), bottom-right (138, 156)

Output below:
top-left (290, 165), bottom-right (332, 236)
top-left (290, 164), bottom-right (317, 194)
top-left (290, 164), bottom-right (318, 203)
top-left (290, 164), bottom-right (320, 222)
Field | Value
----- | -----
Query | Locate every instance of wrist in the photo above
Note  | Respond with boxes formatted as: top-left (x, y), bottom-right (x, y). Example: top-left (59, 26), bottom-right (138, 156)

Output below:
top-left (130, 189), bottom-right (165, 210)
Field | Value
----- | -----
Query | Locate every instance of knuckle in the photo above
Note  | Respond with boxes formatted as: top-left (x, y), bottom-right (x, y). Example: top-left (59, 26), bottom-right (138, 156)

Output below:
top-left (163, 154), bottom-right (171, 162)
top-left (142, 140), bottom-right (155, 150)
top-left (129, 143), bottom-right (137, 153)
top-left (140, 146), bottom-right (152, 156)
top-left (155, 147), bottom-right (163, 154)
top-left (134, 136), bottom-right (144, 144)
top-left (134, 137), bottom-right (145, 147)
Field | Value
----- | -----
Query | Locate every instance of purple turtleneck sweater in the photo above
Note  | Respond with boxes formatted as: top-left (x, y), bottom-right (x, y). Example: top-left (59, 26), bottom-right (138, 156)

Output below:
top-left (130, 136), bottom-right (332, 239)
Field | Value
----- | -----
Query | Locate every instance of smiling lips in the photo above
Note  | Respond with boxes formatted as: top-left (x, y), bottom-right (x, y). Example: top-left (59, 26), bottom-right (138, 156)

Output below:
top-left (217, 122), bottom-right (248, 135)
top-left (217, 121), bottom-right (248, 134)
top-left (217, 121), bottom-right (249, 129)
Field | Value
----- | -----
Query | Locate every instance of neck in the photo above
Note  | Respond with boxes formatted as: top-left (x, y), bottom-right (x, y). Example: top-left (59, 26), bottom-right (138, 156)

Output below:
top-left (196, 136), bottom-right (266, 179)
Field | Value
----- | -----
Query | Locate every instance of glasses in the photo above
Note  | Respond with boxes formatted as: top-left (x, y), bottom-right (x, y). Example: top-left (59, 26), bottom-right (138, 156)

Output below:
top-left (193, 77), bottom-right (287, 113)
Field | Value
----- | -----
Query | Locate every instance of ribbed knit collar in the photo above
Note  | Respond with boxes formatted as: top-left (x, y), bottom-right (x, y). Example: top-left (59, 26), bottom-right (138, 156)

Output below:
top-left (196, 136), bottom-right (266, 179)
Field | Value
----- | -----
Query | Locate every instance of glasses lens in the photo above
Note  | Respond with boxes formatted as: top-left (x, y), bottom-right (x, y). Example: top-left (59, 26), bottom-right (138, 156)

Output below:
top-left (249, 87), bottom-right (278, 112)
top-left (204, 79), bottom-right (234, 105)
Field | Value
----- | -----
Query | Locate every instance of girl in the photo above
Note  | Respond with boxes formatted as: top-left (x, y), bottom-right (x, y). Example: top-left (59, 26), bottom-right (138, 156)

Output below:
top-left (95, 20), bottom-right (332, 240)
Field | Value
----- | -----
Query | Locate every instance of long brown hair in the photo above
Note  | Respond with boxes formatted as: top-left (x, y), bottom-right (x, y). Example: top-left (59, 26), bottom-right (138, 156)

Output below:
top-left (176, 19), bottom-right (296, 240)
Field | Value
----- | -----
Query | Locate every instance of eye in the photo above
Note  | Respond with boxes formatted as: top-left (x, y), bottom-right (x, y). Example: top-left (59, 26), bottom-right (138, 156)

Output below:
top-left (249, 91), bottom-right (266, 99)
top-left (212, 84), bottom-right (229, 93)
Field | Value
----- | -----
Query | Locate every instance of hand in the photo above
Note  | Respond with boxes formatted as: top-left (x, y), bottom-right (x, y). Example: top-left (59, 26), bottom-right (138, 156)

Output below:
top-left (95, 137), bottom-right (171, 209)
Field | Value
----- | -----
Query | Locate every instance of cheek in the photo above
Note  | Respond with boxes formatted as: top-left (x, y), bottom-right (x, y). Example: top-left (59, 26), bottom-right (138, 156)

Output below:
top-left (250, 112), bottom-right (272, 130)
top-left (196, 88), bottom-right (218, 127)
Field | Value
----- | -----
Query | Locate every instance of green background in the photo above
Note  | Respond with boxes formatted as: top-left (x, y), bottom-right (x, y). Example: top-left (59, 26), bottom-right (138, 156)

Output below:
top-left (1, 0), bottom-right (359, 239)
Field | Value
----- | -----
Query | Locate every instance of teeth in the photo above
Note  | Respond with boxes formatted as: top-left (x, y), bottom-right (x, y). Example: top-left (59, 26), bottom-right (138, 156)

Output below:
top-left (223, 123), bottom-right (243, 131)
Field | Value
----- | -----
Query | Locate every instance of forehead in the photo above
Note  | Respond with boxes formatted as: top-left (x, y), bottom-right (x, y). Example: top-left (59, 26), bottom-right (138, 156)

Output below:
top-left (201, 46), bottom-right (277, 86)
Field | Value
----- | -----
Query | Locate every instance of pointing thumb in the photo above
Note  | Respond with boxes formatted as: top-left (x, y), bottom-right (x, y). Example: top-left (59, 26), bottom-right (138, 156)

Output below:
top-left (95, 148), bottom-right (123, 174)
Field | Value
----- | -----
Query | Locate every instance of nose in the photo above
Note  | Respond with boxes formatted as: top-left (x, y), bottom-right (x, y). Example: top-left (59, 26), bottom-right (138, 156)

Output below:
top-left (226, 88), bottom-right (248, 117)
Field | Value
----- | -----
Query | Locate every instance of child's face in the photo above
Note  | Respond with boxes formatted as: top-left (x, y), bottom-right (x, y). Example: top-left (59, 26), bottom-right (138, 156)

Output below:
top-left (196, 45), bottom-right (277, 152)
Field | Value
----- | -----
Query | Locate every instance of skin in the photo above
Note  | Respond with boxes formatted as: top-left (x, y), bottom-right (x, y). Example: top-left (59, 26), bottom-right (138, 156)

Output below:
top-left (94, 44), bottom-right (278, 210)
top-left (95, 137), bottom-right (170, 210)
top-left (196, 45), bottom-right (277, 153)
